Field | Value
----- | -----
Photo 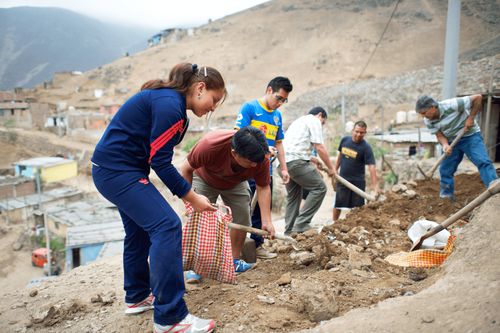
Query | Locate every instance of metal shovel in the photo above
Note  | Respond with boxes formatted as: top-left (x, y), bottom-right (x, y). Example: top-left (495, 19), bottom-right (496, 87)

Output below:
top-left (410, 179), bottom-right (500, 251)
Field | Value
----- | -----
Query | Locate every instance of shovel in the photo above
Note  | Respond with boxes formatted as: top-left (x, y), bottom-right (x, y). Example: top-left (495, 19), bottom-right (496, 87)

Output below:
top-left (316, 162), bottom-right (377, 201)
top-left (227, 223), bottom-right (301, 251)
top-left (417, 128), bottom-right (466, 180)
top-left (213, 203), bottom-right (302, 251)
top-left (410, 179), bottom-right (500, 251)
top-left (334, 174), bottom-right (377, 202)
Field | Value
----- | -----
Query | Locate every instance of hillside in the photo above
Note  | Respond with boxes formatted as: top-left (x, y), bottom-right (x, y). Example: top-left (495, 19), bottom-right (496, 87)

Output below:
top-left (0, 7), bottom-right (154, 90)
top-left (27, 0), bottom-right (499, 128)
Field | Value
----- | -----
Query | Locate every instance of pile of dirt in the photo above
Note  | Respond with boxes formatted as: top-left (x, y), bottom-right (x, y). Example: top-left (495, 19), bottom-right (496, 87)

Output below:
top-left (0, 173), bottom-right (491, 333)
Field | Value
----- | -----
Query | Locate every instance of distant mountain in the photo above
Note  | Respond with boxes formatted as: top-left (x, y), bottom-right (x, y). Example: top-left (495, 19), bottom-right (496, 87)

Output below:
top-left (0, 6), bottom-right (155, 90)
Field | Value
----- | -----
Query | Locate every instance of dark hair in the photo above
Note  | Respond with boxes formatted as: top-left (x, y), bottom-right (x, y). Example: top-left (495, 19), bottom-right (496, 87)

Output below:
top-left (267, 76), bottom-right (293, 93)
top-left (415, 95), bottom-right (438, 113)
top-left (140, 63), bottom-right (226, 102)
top-left (308, 106), bottom-right (328, 119)
top-left (231, 127), bottom-right (269, 163)
top-left (354, 120), bottom-right (367, 129)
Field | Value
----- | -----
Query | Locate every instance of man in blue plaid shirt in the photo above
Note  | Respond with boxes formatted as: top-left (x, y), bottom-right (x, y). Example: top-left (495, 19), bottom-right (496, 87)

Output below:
top-left (415, 94), bottom-right (497, 199)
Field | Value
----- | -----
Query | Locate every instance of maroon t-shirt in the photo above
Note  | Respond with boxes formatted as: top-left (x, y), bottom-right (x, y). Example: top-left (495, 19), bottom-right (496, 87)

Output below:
top-left (188, 130), bottom-right (270, 190)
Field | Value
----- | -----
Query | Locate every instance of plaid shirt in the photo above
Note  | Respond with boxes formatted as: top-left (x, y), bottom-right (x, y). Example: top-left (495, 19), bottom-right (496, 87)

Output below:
top-left (424, 96), bottom-right (480, 139)
top-left (283, 114), bottom-right (324, 163)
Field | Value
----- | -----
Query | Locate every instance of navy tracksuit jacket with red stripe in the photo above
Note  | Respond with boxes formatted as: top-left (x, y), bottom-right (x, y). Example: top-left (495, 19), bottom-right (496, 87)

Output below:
top-left (92, 88), bottom-right (191, 325)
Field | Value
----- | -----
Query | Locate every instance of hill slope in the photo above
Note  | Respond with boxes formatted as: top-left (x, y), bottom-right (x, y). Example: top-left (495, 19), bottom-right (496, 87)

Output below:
top-left (29, 0), bottom-right (499, 124)
top-left (0, 7), bottom-right (154, 89)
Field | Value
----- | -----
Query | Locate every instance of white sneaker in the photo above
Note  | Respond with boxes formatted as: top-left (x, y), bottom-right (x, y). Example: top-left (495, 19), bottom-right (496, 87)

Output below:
top-left (154, 314), bottom-right (215, 333)
top-left (255, 246), bottom-right (277, 259)
top-left (125, 294), bottom-right (154, 314)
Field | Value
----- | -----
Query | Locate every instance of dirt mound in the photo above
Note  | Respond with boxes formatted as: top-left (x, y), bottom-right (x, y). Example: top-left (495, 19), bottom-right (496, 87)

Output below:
top-left (0, 173), bottom-right (493, 333)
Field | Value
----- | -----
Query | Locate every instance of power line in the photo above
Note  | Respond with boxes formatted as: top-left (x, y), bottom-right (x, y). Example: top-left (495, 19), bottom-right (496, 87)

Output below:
top-left (358, 0), bottom-right (401, 80)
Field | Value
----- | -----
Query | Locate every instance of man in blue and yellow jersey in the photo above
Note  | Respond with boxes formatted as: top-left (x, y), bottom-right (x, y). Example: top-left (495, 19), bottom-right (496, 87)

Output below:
top-left (235, 76), bottom-right (292, 259)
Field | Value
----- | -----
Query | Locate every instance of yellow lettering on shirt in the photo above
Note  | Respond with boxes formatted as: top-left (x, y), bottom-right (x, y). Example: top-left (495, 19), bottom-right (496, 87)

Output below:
top-left (250, 119), bottom-right (278, 140)
top-left (342, 147), bottom-right (358, 159)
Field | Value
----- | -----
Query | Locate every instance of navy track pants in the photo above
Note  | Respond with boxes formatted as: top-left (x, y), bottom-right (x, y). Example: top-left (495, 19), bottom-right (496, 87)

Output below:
top-left (92, 165), bottom-right (188, 325)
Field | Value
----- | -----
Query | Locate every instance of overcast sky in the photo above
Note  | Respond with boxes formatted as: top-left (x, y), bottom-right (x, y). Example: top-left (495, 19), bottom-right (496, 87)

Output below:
top-left (0, 0), bottom-right (270, 29)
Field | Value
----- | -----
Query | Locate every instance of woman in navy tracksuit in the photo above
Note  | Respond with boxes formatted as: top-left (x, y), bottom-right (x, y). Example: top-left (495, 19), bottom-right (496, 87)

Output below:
top-left (91, 63), bottom-right (225, 333)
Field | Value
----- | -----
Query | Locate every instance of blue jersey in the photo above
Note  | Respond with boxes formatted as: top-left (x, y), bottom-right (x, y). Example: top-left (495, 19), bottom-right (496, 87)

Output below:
top-left (92, 88), bottom-right (191, 198)
top-left (235, 99), bottom-right (284, 147)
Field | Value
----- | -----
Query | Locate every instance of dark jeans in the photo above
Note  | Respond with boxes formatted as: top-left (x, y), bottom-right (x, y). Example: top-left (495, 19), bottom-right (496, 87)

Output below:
top-left (92, 165), bottom-right (188, 326)
top-left (439, 132), bottom-right (498, 197)
top-left (248, 178), bottom-right (273, 248)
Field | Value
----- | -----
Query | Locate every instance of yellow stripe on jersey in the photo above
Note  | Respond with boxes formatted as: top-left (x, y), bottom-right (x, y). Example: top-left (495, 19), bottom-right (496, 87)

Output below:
top-left (250, 119), bottom-right (278, 140)
top-left (341, 147), bottom-right (358, 159)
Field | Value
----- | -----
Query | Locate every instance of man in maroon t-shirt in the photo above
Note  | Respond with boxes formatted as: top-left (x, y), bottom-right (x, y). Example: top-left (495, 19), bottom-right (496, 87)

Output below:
top-left (180, 127), bottom-right (274, 274)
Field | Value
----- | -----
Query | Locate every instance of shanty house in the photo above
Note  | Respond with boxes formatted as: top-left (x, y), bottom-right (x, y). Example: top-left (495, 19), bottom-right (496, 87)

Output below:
top-left (14, 157), bottom-right (77, 183)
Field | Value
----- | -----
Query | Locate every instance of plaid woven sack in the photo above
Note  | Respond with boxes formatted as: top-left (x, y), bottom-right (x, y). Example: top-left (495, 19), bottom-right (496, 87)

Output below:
top-left (385, 235), bottom-right (456, 268)
top-left (182, 203), bottom-right (236, 284)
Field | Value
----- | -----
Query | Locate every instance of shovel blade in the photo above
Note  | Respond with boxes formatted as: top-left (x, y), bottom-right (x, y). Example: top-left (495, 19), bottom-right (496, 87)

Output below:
top-left (410, 237), bottom-right (424, 251)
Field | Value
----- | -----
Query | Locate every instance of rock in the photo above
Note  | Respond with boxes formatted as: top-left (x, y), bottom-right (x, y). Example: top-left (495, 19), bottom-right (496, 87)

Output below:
top-left (421, 315), bottom-right (435, 323)
top-left (391, 184), bottom-right (404, 193)
top-left (324, 261), bottom-right (336, 270)
top-left (290, 251), bottom-right (316, 266)
top-left (276, 272), bottom-right (292, 286)
top-left (409, 269), bottom-right (428, 281)
top-left (90, 295), bottom-right (103, 303)
top-left (389, 219), bottom-right (401, 226)
top-left (332, 240), bottom-right (346, 247)
top-left (303, 229), bottom-right (318, 237)
top-left (351, 269), bottom-right (372, 278)
top-left (31, 305), bottom-right (56, 324)
top-left (406, 180), bottom-right (418, 187)
top-left (257, 295), bottom-right (275, 304)
top-left (339, 225), bottom-right (350, 233)
top-left (311, 245), bottom-right (323, 257)
top-left (101, 291), bottom-right (115, 304)
top-left (291, 279), bottom-right (338, 322)
top-left (276, 245), bottom-right (293, 253)
top-left (404, 189), bottom-right (417, 199)
top-left (29, 289), bottom-right (38, 297)
top-left (348, 250), bottom-right (372, 269)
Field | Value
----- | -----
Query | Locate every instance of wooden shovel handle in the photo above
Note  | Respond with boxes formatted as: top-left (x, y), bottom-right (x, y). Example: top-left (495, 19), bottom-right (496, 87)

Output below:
top-left (426, 128), bottom-right (466, 178)
top-left (334, 174), bottom-right (376, 201)
top-left (227, 222), bottom-right (300, 249)
top-left (411, 179), bottom-right (500, 250)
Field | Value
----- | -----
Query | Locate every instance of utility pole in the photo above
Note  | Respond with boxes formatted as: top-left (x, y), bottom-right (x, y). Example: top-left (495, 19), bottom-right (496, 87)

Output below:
top-left (341, 85), bottom-right (346, 134)
top-left (442, 0), bottom-right (461, 99)
top-left (35, 169), bottom-right (51, 276)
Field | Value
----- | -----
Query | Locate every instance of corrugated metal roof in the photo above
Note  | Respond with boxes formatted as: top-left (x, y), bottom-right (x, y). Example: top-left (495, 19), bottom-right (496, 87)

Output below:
top-left (0, 175), bottom-right (32, 186)
top-left (66, 221), bottom-right (124, 248)
top-left (46, 200), bottom-right (119, 227)
top-left (372, 130), bottom-right (438, 143)
top-left (0, 186), bottom-right (81, 211)
top-left (47, 199), bottom-right (124, 247)
top-left (14, 157), bottom-right (74, 168)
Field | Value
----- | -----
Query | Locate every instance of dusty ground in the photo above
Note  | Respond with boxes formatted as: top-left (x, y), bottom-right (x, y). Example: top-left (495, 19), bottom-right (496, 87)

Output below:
top-left (1, 172), bottom-right (498, 333)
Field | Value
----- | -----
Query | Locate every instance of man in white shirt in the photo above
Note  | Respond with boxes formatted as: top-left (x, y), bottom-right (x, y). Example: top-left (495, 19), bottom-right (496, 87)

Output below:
top-left (280, 107), bottom-right (336, 234)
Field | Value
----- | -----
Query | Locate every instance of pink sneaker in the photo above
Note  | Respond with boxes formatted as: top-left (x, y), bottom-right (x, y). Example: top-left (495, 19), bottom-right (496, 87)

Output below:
top-left (154, 314), bottom-right (215, 333)
top-left (125, 294), bottom-right (154, 314)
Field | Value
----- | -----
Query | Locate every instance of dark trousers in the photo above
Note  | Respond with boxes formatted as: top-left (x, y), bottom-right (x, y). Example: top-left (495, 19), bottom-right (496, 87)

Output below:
top-left (92, 165), bottom-right (188, 326)
top-left (248, 177), bottom-right (273, 248)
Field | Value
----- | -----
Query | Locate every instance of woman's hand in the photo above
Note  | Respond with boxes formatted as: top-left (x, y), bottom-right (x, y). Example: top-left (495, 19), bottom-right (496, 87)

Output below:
top-left (183, 190), bottom-right (216, 212)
